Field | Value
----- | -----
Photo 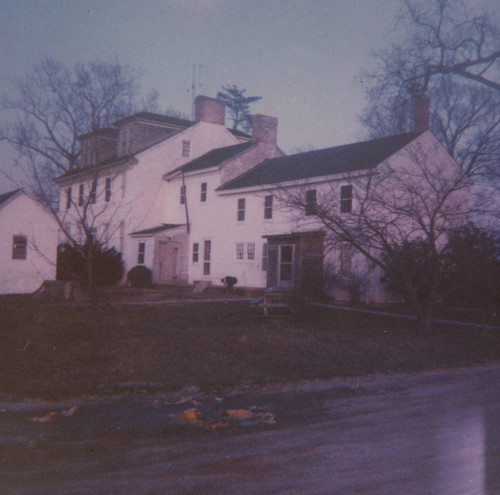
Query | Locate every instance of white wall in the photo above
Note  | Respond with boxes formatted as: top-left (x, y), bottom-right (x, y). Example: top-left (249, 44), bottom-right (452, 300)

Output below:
top-left (0, 193), bottom-right (59, 294)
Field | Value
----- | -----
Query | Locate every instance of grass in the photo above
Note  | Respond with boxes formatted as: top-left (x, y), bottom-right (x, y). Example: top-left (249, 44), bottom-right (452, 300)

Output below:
top-left (1, 296), bottom-right (499, 400)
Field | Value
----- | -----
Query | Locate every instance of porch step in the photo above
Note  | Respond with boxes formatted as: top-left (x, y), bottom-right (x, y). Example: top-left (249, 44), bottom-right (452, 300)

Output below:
top-left (193, 280), bottom-right (212, 294)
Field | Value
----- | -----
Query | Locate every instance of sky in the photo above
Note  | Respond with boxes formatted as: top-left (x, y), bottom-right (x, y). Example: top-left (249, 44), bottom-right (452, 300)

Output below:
top-left (3, 0), bottom-right (492, 194)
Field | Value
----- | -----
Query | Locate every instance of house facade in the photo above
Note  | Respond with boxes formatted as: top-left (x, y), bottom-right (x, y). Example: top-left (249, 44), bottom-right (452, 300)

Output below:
top-left (0, 189), bottom-right (59, 294)
top-left (56, 95), bottom-right (468, 303)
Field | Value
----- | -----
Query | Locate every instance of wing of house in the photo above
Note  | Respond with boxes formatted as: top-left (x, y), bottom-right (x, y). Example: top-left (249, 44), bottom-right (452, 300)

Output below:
top-left (0, 189), bottom-right (59, 294)
top-left (213, 126), bottom-right (468, 303)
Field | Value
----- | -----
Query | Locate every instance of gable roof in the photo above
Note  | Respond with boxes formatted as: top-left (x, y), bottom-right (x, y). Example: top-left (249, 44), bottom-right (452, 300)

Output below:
top-left (218, 132), bottom-right (422, 191)
top-left (0, 189), bottom-right (22, 208)
top-left (165, 141), bottom-right (256, 178)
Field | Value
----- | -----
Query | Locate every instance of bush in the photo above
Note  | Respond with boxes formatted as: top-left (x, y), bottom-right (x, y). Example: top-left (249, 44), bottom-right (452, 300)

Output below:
top-left (127, 265), bottom-right (152, 288)
top-left (443, 225), bottom-right (500, 308)
top-left (56, 241), bottom-right (124, 286)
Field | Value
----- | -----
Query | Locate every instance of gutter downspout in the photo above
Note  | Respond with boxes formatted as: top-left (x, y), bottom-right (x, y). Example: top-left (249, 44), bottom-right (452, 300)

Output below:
top-left (181, 170), bottom-right (190, 233)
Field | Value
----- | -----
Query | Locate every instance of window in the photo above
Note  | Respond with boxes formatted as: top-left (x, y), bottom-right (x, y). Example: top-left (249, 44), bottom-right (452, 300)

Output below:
top-left (105, 178), bottom-right (112, 202)
top-left (340, 185), bottom-right (353, 213)
top-left (137, 242), bottom-right (145, 264)
top-left (200, 182), bottom-right (207, 202)
top-left (203, 240), bottom-right (211, 275)
top-left (78, 184), bottom-right (85, 206)
top-left (237, 198), bottom-right (246, 221)
top-left (192, 243), bottom-right (199, 263)
top-left (180, 185), bottom-right (186, 205)
top-left (262, 243), bottom-right (268, 271)
top-left (12, 235), bottom-right (27, 260)
top-left (182, 140), bottom-right (190, 157)
top-left (66, 187), bottom-right (72, 209)
top-left (264, 195), bottom-right (273, 219)
top-left (340, 245), bottom-right (352, 275)
top-left (89, 180), bottom-right (97, 204)
top-left (236, 243), bottom-right (244, 260)
top-left (305, 189), bottom-right (317, 215)
top-left (247, 242), bottom-right (255, 260)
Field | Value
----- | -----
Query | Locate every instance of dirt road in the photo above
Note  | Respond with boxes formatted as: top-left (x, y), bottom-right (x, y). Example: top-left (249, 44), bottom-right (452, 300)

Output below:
top-left (1, 365), bottom-right (499, 494)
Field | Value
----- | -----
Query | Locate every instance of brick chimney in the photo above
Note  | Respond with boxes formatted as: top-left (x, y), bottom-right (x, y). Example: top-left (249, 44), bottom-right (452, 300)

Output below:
top-left (414, 95), bottom-right (430, 133)
top-left (252, 114), bottom-right (278, 145)
top-left (194, 96), bottom-right (225, 125)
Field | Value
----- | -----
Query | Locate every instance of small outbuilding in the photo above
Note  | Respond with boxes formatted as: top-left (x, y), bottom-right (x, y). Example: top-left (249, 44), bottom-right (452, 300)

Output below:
top-left (0, 189), bottom-right (59, 294)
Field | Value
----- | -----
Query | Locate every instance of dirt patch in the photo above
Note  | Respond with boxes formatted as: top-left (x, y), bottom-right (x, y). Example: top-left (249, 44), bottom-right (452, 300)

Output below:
top-left (0, 297), bottom-right (499, 400)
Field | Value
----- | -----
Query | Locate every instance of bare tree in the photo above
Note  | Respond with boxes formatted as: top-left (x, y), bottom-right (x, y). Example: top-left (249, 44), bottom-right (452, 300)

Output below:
top-left (360, 0), bottom-right (500, 182)
top-left (280, 138), bottom-right (470, 330)
top-left (0, 58), bottom-right (158, 208)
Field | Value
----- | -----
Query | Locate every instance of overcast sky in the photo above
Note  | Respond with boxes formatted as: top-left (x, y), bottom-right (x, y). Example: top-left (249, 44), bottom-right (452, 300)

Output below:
top-left (1, 0), bottom-right (496, 194)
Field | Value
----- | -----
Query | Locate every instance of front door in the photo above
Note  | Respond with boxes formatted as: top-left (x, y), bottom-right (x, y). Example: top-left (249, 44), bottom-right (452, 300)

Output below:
top-left (158, 242), bottom-right (179, 283)
top-left (279, 244), bottom-right (294, 289)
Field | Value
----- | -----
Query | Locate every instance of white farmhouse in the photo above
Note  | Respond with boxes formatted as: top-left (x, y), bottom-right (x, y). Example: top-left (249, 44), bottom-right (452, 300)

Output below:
top-left (0, 189), bottom-right (59, 294)
top-left (56, 95), bottom-right (468, 303)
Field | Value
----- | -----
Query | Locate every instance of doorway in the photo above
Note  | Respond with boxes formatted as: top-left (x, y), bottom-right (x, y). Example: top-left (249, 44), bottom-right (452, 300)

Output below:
top-left (158, 242), bottom-right (179, 282)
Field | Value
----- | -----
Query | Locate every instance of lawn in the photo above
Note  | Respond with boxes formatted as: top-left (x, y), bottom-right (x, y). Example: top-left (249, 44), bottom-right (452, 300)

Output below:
top-left (1, 297), bottom-right (499, 400)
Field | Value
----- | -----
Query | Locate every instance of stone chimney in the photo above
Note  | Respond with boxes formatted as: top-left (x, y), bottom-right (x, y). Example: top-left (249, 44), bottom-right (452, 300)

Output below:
top-left (252, 114), bottom-right (278, 145)
top-left (413, 95), bottom-right (430, 133)
top-left (194, 96), bottom-right (225, 125)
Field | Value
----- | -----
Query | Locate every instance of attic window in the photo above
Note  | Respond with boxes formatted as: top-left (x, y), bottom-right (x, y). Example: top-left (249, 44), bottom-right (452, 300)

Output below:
top-left (12, 235), bottom-right (27, 260)
top-left (182, 140), bottom-right (190, 157)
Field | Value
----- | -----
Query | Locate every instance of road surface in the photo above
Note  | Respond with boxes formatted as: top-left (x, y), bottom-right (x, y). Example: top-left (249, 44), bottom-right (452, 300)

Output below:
top-left (0, 365), bottom-right (499, 494)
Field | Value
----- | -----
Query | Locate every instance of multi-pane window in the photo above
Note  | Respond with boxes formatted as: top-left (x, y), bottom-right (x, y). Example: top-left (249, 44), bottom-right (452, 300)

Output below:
top-left (247, 242), bottom-right (255, 260)
top-left (237, 198), bottom-right (246, 221)
top-left (105, 178), bottom-right (112, 202)
top-left (200, 182), bottom-right (207, 202)
top-left (264, 195), bottom-right (273, 219)
top-left (182, 140), bottom-right (190, 157)
top-left (192, 243), bottom-right (199, 263)
top-left (203, 240), bottom-right (211, 275)
top-left (180, 185), bottom-right (186, 205)
top-left (12, 235), bottom-right (27, 260)
top-left (262, 243), bottom-right (268, 271)
top-left (340, 245), bottom-right (352, 275)
top-left (340, 185), bottom-right (353, 213)
top-left (305, 189), bottom-right (317, 215)
top-left (236, 243), bottom-right (244, 260)
top-left (89, 180), bottom-right (97, 204)
top-left (66, 187), bottom-right (72, 209)
top-left (78, 184), bottom-right (85, 206)
top-left (137, 242), bottom-right (145, 264)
